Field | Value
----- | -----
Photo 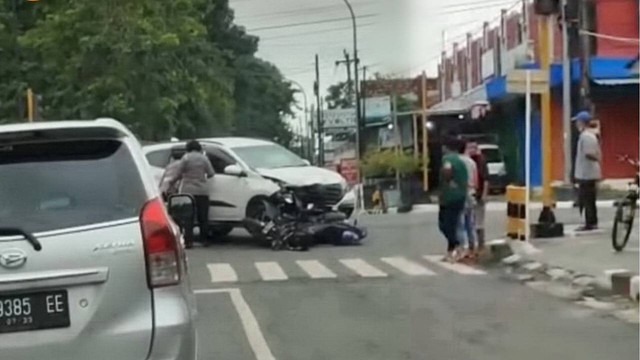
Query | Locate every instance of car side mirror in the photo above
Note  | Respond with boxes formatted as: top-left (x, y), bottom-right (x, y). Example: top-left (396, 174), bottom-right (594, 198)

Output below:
top-left (224, 164), bottom-right (246, 177)
top-left (302, 159), bottom-right (311, 166)
top-left (167, 194), bottom-right (195, 227)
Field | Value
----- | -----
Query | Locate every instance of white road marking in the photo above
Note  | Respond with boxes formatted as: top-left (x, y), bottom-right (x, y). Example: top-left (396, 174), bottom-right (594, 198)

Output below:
top-left (255, 262), bottom-right (288, 281)
top-left (380, 256), bottom-right (435, 276)
top-left (207, 263), bottom-right (238, 283)
top-left (423, 255), bottom-right (486, 275)
top-left (296, 260), bottom-right (337, 279)
top-left (340, 258), bottom-right (388, 278)
top-left (194, 288), bottom-right (276, 360)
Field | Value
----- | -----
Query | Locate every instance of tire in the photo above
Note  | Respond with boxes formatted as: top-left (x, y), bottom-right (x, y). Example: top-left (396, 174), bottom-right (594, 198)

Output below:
top-left (246, 198), bottom-right (273, 245)
top-left (612, 201), bottom-right (635, 252)
top-left (246, 198), bottom-right (269, 222)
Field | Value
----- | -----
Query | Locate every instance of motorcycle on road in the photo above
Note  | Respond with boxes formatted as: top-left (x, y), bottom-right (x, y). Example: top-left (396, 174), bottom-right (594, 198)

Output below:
top-left (242, 185), bottom-right (367, 251)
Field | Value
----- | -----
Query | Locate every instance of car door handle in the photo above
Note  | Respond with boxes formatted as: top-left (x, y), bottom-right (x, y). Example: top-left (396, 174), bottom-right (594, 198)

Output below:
top-left (0, 267), bottom-right (109, 292)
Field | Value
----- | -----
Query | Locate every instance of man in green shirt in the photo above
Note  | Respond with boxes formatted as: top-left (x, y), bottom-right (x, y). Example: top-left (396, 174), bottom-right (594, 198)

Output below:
top-left (439, 138), bottom-right (468, 261)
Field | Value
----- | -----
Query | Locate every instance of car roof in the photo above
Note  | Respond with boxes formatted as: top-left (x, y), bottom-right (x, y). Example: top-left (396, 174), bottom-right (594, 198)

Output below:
top-left (0, 118), bottom-right (133, 140)
top-left (199, 137), bottom-right (275, 148)
top-left (142, 137), bottom-right (276, 152)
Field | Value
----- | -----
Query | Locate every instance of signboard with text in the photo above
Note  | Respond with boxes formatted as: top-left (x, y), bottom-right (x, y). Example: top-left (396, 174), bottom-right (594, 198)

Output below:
top-left (362, 96), bottom-right (391, 126)
top-left (322, 109), bottom-right (356, 134)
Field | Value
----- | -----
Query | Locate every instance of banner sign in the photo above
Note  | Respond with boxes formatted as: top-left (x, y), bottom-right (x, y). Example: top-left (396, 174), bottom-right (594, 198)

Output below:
top-left (322, 109), bottom-right (356, 131)
top-left (362, 96), bottom-right (391, 125)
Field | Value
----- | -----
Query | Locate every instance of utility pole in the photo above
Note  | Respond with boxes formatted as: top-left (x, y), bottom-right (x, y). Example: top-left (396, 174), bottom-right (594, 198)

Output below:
top-left (361, 66), bottom-right (367, 125)
top-left (310, 104), bottom-right (316, 165)
top-left (289, 79), bottom-right (309, 160)
top-left (421, 71), bottom-right (429, 192)
top-left (536, 6), bottom-right (558, 226)
top-left (579, 0), bottom-right (593, 112)
top-left (335, 49), bottom-right (354, 105)
top-left (391, 92), bottom-right (400, 191)
top-left (341, 0), bottom-right (361, 182)
top-left (26, 88), bottom-right (34, 122)
top-left (561, 0), bottom-right (572, 184)
top-left (315, 54), bottom-right (324, 166)
top-left (360, 65), bottom-right (368, 180)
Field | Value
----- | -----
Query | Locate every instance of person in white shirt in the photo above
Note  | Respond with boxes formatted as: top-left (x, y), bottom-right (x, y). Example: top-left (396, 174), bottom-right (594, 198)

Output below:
top-left (572, 111), bottom-right (602, 231)
top-left (456, 139), bottom-right (478, 260)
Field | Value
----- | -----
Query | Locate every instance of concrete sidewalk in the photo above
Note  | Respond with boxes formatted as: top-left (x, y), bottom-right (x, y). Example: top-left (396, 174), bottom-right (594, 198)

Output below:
top-left (394, 200), bottom-right (623, 214)
top-left (494, 216), bottom-right (639, 302)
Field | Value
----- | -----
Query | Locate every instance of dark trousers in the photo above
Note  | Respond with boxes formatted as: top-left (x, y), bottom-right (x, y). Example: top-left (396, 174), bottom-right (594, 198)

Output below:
top-left (439, 199), bottom-right (465, 252)
top-left (185, 195), bottom-right (210, 245)
top-left (578, 180), bottom-right (598, 227)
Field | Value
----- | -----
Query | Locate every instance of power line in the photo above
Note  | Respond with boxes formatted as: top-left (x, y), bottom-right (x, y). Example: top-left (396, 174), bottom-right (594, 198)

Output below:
top-left (260, 22), bottom-right (376, 41)
top-left (439, 1), bottom-right (517, 15)
top-left (442, 0), bottom-right (515, 10)
top-left (579, 30), bottom-right (640, 44)
top-left (240, 0), bottom-right (379, 22)
top-left (247, 14), bottom-right (377, 32)
top-left (442, 0), bottom-right (520, 45)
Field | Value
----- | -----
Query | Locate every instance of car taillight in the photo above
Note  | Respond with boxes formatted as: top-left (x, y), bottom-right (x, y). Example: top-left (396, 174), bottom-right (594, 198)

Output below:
top-left (140, 198), bottom-right (181, 288)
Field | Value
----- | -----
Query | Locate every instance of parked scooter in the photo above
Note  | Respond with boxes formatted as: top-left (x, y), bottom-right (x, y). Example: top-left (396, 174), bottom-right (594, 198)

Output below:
top-left (242, 185), bottom-right (366, 251)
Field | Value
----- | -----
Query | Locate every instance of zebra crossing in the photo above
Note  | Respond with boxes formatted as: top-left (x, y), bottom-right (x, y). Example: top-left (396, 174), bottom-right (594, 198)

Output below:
top-left (204, 255), bottom-right (487, 284)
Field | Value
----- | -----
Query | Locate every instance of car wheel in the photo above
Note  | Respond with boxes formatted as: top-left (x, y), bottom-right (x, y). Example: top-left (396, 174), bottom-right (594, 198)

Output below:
top-left (246, 198), bottom-right (269, 222)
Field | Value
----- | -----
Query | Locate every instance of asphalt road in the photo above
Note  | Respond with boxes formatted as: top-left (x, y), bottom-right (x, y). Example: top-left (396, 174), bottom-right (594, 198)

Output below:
top-left (188, 208), bottom-right (639, 360)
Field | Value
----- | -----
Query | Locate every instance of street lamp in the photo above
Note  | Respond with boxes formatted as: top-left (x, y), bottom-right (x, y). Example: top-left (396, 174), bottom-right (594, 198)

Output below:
top-left (342, 0), bottom-right (362, 178)
top-left (288, 80), bottom-right (309, 159)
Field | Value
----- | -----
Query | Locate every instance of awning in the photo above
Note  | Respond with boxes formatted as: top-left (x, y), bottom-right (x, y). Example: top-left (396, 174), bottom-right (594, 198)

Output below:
top-left (429, 85), bottom-right (488, 116)
top-left (590, 57), bottom-right (637, 79)
top-left (593, 78), bottom-right (639, 86)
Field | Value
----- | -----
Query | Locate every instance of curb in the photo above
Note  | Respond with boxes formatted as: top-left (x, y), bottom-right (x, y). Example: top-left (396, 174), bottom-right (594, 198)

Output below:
top-left (399, 200), bottom-right (621, 214)
top-left (483, 239), bottom-right (639, 323)
top-left (486, 239), bottom-right (640, 302)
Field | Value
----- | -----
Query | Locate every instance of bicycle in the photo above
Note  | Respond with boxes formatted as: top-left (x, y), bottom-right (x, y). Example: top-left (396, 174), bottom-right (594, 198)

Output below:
top-left (612, 154), bottom-right (639, 252)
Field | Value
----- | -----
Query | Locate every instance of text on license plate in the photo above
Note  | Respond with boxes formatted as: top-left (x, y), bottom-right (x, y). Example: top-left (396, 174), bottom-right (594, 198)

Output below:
top-left (0, 290), bottom-right (70, 334)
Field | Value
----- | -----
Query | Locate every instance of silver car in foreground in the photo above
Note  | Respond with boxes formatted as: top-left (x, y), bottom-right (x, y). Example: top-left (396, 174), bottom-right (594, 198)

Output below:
top-left (0, 119), bottom-right (197, 359)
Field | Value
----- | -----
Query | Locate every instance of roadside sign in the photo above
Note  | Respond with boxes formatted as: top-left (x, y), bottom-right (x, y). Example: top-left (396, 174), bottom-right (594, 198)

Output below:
top-left (506, 69), bottom-right (549, 94)
top-left (362, 96), bottom-right (391, 125)
top-left (322, 109), bottom-right (356, 130)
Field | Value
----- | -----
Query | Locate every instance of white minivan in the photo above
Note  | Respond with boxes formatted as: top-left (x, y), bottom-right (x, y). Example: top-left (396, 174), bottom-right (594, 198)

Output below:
top-left (143, 137), bottom-right (349, 236)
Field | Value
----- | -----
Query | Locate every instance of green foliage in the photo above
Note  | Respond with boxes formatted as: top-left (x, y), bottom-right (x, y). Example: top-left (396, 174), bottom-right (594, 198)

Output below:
top-left (0, 0), bottom-right (294, 143)
top-left (361, 149), bottom-right (421, 178)
top-left (325, 81), bottom-right (353, 110)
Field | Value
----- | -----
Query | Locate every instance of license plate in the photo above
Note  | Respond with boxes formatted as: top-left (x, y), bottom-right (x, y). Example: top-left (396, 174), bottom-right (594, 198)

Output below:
top-left (263, 222), bottom-right (275, 234)
top-left (0, 290), bottom-right (70, 334)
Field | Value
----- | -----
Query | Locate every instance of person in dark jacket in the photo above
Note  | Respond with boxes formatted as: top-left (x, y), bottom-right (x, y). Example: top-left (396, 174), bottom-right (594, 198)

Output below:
top-left (166, 140), bottom-right (215, 248)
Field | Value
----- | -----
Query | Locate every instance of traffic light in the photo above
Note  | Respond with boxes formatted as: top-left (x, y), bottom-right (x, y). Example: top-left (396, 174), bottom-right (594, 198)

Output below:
top-left (534, 0), bottom-right (560, 15)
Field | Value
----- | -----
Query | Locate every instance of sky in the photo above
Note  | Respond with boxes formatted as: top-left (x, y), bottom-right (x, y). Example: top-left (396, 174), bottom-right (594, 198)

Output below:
top-left (229, 0), bottom-right (525, 133)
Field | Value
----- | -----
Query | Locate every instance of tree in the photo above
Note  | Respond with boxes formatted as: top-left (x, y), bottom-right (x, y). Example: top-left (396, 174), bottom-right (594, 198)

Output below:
top-left (232, 56), bottom-right (295, 146)
top-left (325, 81), bottom-right (353, 110)
top-left (0, 0), bottom-right (296, 145)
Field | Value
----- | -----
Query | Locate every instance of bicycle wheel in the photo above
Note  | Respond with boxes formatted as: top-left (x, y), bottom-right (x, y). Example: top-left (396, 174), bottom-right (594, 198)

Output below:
top-left (612, 201), bottom-right (634, 252)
